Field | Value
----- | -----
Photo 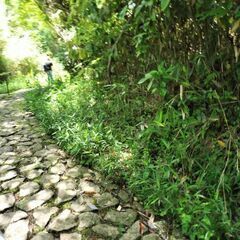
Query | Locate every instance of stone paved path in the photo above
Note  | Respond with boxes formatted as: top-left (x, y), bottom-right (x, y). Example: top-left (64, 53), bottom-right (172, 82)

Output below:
top-left (0, 90), bottom-right (177, 240)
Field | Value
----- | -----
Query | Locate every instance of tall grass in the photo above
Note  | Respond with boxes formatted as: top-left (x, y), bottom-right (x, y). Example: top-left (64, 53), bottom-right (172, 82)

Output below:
top-left (0, 76), bottom-right (30, 94)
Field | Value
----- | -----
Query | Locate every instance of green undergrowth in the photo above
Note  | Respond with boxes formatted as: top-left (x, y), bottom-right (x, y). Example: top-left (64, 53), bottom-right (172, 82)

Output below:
top-left (0, 76), bottom-right (30, 94)
top-left (26, 77), bottom-right (240, 239)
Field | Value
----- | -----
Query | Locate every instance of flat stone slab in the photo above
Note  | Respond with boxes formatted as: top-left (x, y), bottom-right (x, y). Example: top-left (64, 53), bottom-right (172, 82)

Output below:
top-left (60, 233), bottom-right (82, 240)
top-left (56, 188), bottom-right (77, 204)
top-left (0, 165), bottom-right (15, 173)
top-left (142, 234), bottom-right (161, 240)
top-left (20, 163), bottom-right (42, 173)
top-left (2, 178), bottom-right (24, 190)
top-left (33, 206), bottom-right (59, 228)
top-left (96, 193), bottom-right (119, 208)
top-left (17, 190), bottom-right (54, 211)
top-left (71, 201), bottom-right (98, 213)
top-left (19, 182), bottom-right (40, 197)
top-left (19, 150), bottom-right (33, 158)
top-left (41, 174), bottom-right (60, 188)
top-left (65, 166), bottom-right (82, 178)
top-left (49, 163), bottom-right (66, 175)
top-left (0, 193), bottom-right (15, 211)
top-left (4, 158), bottom-right (19, 165)
top-left (31, 232), bottom-right (54, 240)
top-left (48, 209), bottom-right (78, 232)
top-left (118, 190), bottom-right (130, 203)
top-left (0, 210), bottom-right (28, 229)
top-left (44, 153), bottom-right (61, 162)
top-left (26, 169), bottom-right (44, 180)
top-left (78, 212), bottom-right (100, 230)
top-left (92, 224), bottom-right (120, 239)
top-left (79, 180), bottom-right (100, 193)
top-left (0, 170), bottom-right (17, 181)
top-left (0, 152), bottom-right (16, 160)
top-left (153, 221), bottom-right (169, 238)
top-left (0, 129), bottom-right (18, 137)
top-left (31, 143), bottom-right (43, 152)
top-left (104, 209), bottom-right (137, 226)
top-left (55, 180), bottom-right (77, 204)
top-left (120, 220), bottom-right (148, 240)
top-left (4, 219), bottom-right (29, 240)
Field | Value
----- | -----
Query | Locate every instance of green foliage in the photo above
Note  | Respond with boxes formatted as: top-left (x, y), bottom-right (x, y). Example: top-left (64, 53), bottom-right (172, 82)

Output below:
top-left (18, 0), bottom-right (240, 239)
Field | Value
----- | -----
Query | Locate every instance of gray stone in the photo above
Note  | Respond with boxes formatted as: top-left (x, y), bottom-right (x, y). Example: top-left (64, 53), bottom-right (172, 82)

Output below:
top-left (26, 169), bottom-right (44, 180)
top-left (92, 224), bottom-right (120, 239)
top-left (56, 179), bottom-right (77, 190)
top-left (0, 152), bottom-right (16, 160)
top-left (49, 163), bottom-right (66, 175)
top-left (55, 180), bottom-right (77, 204)
top-left (0, 138), bottom-right (7, 147)
top-left (19, 182), bottom-right (40, 197)
top-left (31, 143), bottom-right (43, 152)
top-left (0, 146), bottom-right (14, 153)
top-left (0, 211), bottom-right (28, 229)
top-left (154, 221), bottom-right (169, 238)
top-left (4, 219), bottom-right (29, 240)
top-left (104, 209), bottom-right (137, 226)
top-left (48, 209), bottom-right (78, 232)
top-left (71, 201), bottom-right (98, 213)
top-left (17, 190), bottom-right (54, 211)
top-left (78, 212), bottom-right (100, 230)
top-left (31, 232), bottom-right (54, 240)
top-left (101, 181), bottom-right (118, 191)
top-left (16, 146), bottom-right (29, 153)
top-left (7, 140), bottom-right (18, 146)
top-left (41, 174), bottom-right (60, 188)
top-left (19, 150), bottom-right (33, 158)
top-left (0, 165), bottom-right (15, 173)
top-left (2, 178), bottom-right (25, 190)
top-left (60, 233), bottom-right (82, 240)
top-left (142, 234), bottom-right (161, 240)
top-left (19, 141), bottom-right (34, 146)
top-left (20, 163), bottom-right (42, 173)
top-left (0, 193), bottom-right (15, 211)
top-left (34, 149), bottom-right (50, 157)
top-left (0, 170), bottom-right (17, 181)
top-left (56, 188), bottom-right (77, 204)
top-left (44, 153), bottom-right (61, 162)
top-left (78, 180), bottom-right (100, 193)
top-left (65, 166), bottom-right (82, 178)
top-left (33, 206), bottom-right (59, 228)
top-left (4, 158), bottom-right (19, 165)
top-left (66, 159), bottom-right (76, 168)
top-left (118, 190), bottom-right (130, 203)
top-left (120, 221), bottom-right (148, 240)
top-left (96, 193), bottom-right (119, 208)
top-left (0, 129), bottom-right (17, 137)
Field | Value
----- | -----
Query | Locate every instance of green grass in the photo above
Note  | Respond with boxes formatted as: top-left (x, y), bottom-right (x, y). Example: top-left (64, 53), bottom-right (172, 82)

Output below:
top-left (0, 77), bottom-right (30, 94)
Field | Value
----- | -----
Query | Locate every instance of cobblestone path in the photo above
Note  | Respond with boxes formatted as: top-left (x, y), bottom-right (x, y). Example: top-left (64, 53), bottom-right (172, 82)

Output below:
top-left (0, 90), bottom-right (174, 240)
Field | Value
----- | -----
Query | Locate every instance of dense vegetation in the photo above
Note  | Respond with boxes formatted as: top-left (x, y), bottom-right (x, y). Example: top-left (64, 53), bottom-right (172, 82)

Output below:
top-left (5, 0), bottom-right (240, 239)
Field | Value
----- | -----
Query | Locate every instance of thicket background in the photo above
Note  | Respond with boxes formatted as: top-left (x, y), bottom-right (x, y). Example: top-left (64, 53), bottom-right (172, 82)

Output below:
top-left (5, 0), bottom-right (240, 239)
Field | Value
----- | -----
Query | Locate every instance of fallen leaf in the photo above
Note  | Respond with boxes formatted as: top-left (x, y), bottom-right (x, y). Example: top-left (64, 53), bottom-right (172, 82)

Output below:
top-left (217, 140), bottom-right (226, 148)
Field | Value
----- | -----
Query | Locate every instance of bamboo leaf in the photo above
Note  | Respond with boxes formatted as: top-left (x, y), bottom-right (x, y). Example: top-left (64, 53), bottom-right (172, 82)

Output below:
top-left (161, 0), bottom-right (171, 12)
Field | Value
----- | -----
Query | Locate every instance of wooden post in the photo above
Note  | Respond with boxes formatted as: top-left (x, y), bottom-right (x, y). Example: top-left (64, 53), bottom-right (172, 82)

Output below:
top-left (0, 72), bottom-right (11, 94)
top-left (6, 75), bottom-right (9, 94)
